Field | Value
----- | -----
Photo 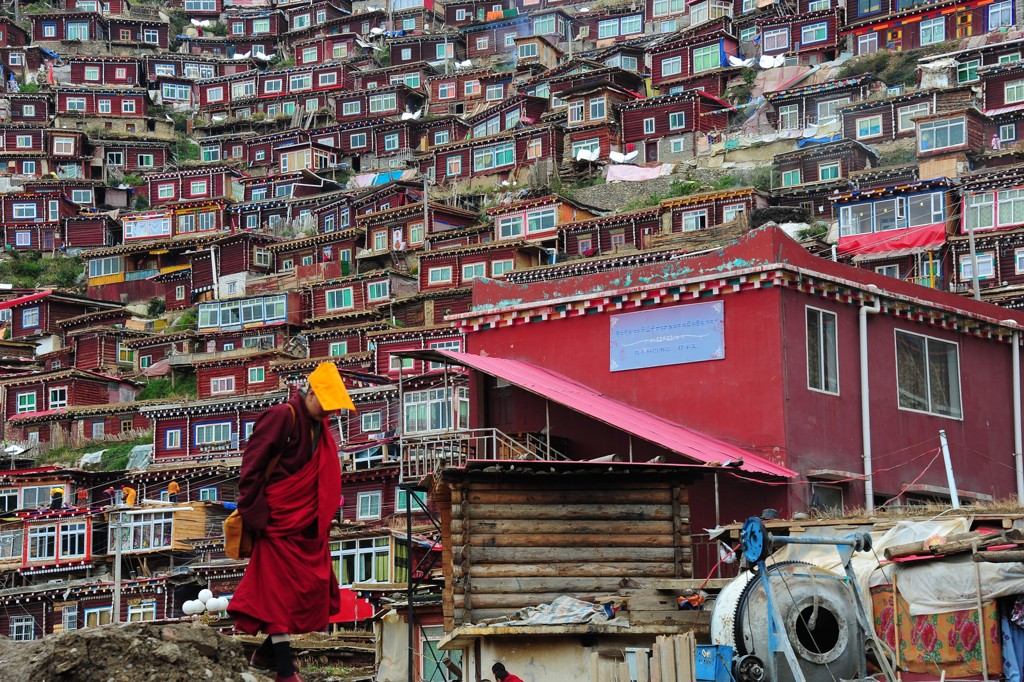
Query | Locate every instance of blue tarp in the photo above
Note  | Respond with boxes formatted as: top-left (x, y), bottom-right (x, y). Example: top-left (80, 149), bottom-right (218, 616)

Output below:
top-left (797, 134), bottom-right (842, 147)
top-left (373, 171), bottom-right (405, 185)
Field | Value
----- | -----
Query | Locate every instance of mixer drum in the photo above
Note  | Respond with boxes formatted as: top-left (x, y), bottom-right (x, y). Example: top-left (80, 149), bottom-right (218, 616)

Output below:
top-left (710, 562), bottom-right (865, 682)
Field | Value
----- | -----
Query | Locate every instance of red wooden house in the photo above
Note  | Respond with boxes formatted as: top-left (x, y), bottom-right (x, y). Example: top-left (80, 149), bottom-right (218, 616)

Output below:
top-left (265, 229), bottom-right (362, 282)
top-left (281, 0), bottom-right (350, 33)
top-left (442, 0), bottom-right (514, 26)
top-left (388, 34), bottom-right (466, 66)
top-left (414, 116), bottom-right (470, 150)
top-left (64, 215), bottom-right (121, 249)
top-left (350, 62), bottom-right (429, 91)
top-left (764, 74), bottom-right (883, 131)
top-left (0, 368), bottom-right (141, 442)
top-left (755, 8), bottom-right (844, 64)
top-left (462, 15), bottom-right (530, 62)
top-left (841, 90), bottom-right (937, 143)
top-left (425, 123), bottom-right (563, 183)
top-left (0, 193), bottom-right (78, 251)
top-left (53, 87), bottom-right (149, 118)
top-left (194, 349), bottom-right (293, 400)
top-left (0, 17), bottom-right (29, 48)
top-left (359, 201), bottom-right (478, 259)
top-left (425, 67), bottom-right (493, 116)
top-left (557, 206), bottom-right (663, 257)
top-left (0, 288), bottom-right (123, 339)
top-left (949, 164), bottom-right (1024, 306)
top-left (575, 6), bottom-right (645, 44)
top-left (464, 95), bottom-right (549, 141)
top-left (660, 187), bottom-right (769, 232)
top-left (844, 0), bottom-right (1014, 55)
top-left (418, 241), bottom-right (545, 291)
top-left (774, 138), bottom-right (879, 191)
top-left (305, 270), bottom-right (418, 323)
top-left (303, 320), bottom-right (393, 359)
top-left (619, 90), bottom-right (733, 163)
top-left (0, 126), bottom-right (45, 179)
top-left (92, 139), bottom-right (171, 175)
top-left (121, 330), bottom-right (199, 371)
top-left (140, 166), bottom-right (246, 207)
top-left (335, 84), bottom-right (426, 122)
top-left (106, 17), bottom-right (171, 49)
top-left (649, 26), bottom-right (739, 92)
top-left (30, 12), bottom-right (108, 43)
top-left (293, 33), bottom-right (360, 65)
top-left (141, 390), bottom-right (289, 461)
top-left (487, 195), bottom-right (600, 244)
top-left (512, 34), bottom-right (562, 70)
top-left (223, 9), bottom-right (287, 43)
top-left (368, 326), bottom-right (466, 378)
top-left (144, 53), bottom-right (254, 81)
top-left (2, 94), bottom-right (51, 125)
top-left (66, 56), bottom-right (141, 87)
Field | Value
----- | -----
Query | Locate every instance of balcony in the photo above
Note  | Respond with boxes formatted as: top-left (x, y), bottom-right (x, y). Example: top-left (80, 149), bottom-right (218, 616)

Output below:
top-left (401, 428), bottom-right (568, 480)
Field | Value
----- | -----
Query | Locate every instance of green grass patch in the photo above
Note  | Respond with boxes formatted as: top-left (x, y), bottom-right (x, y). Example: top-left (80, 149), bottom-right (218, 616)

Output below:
top-left (138, 374), bottom-right (197, 401)
top-left (38, 435), bottom-right (152, 471)
top-left (0, 251), bottom-right (84, 289)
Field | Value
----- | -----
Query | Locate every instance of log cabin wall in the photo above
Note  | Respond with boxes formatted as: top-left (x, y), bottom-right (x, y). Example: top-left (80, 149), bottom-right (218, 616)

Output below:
top-left (439, 470), bottom-right (693, 629)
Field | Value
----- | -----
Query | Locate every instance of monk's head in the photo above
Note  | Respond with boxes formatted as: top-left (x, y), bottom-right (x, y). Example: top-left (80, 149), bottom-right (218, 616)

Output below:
top-left (303, 387), bottom-right (339, 420)
top-left (304, 362), bottom-right (353, 420)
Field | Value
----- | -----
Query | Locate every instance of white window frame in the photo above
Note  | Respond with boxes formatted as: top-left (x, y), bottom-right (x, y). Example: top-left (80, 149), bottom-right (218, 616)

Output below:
top-left (357, 491), bottom-right (382, 519)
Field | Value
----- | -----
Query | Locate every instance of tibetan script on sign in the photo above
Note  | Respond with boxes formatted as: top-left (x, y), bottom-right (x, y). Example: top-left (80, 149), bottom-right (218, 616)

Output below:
top-left (609, 301), bottom-right (725, 372)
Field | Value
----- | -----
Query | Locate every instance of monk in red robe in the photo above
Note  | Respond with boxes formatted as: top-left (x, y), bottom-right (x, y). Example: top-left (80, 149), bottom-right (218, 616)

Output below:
top-left (229, 363), bottom-right (355, 682)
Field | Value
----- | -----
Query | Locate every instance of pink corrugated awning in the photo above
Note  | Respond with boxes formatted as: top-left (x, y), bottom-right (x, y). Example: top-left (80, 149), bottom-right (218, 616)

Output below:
top-left (430, 350), bottom-right (796, 478)
top-left (0, 291), bottom-right (52, 311)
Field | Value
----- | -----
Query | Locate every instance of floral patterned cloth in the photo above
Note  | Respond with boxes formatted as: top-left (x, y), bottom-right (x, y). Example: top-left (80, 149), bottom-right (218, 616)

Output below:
top-left (871, 584), bottom-right (1002, 677)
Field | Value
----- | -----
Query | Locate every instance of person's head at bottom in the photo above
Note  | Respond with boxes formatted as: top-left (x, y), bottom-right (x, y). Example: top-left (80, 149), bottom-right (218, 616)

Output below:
top-left (304, 362), bottom-right (350, 420)
top-left (492, 662), bottom-right (510, 680)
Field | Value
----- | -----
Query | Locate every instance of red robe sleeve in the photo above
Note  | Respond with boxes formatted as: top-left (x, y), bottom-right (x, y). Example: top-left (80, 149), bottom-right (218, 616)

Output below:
top-left (237, 403), bottom-right (295, 532)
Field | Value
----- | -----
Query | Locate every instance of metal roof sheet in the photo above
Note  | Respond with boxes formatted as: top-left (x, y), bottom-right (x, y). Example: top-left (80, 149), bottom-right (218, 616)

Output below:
top-left (425, 349), bottom-right (796, 478)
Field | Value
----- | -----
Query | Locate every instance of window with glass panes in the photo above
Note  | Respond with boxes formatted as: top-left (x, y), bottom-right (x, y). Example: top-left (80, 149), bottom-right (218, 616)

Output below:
top-left (692, 44), bottom-right (718, 72)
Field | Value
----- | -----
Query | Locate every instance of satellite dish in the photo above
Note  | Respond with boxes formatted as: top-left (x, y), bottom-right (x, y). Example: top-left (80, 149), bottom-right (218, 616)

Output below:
top-left (234, 51), bottom-right (251, 59)
top-left (728, 54), bottom-right (753, 67)
top-left (758, 54), bottom-right (775, 68)
top-left (411, 109), bottom-right (422, 119)
top-left (356, 39), bottom-right (373, 47)
top-left (623, 150), bottom-right (638, 162)
top-left (773, 54), bottom-right (786, 67)
top-left (400, 111), bottom-right (414, 120)
top-left (370, 27), bottom-right (384, 35)
top-left (609, 151), bottom-right (626, 163)
top-left (575, 148), bottom-right (598, 161)
top-left (255, 53), bottom-right (274, 61)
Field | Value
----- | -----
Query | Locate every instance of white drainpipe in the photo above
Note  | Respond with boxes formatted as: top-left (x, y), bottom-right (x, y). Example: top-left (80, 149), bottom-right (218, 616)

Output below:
top-left (860, 285), bottom-right (881, 512)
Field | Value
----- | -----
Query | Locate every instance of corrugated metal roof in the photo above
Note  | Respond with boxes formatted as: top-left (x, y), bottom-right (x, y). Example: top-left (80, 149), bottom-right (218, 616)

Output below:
top-left (429, 350), bottom-right (796, 479)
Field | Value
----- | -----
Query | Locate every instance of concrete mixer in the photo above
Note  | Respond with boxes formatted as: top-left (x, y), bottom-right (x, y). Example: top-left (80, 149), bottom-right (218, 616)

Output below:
top-left (709, 517), bottom-right (897, 682)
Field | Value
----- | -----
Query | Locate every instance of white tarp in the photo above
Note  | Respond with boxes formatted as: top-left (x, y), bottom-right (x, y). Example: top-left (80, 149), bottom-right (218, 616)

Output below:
top-left (488, 595), bottom-right (629, 627)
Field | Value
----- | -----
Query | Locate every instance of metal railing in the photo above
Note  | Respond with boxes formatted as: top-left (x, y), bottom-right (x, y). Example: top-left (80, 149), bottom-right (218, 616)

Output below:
top-left (401, 427), bottom-right (568, 479)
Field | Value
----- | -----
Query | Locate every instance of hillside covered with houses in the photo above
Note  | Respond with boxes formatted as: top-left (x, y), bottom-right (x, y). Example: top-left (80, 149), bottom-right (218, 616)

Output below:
top-left (8, 0), bottom-right (1024, 678)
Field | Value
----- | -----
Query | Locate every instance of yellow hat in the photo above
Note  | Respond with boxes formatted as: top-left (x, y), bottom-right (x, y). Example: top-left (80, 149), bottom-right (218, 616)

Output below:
top-left (308, 362), bottom-right (356, 412)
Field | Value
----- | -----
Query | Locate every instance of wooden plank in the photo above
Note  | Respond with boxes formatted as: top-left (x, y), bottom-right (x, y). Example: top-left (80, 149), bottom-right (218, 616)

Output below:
top-left (467, 489), bottom-right (672, 505)
top-left (471, 563), bottom-right (678, 578)
top-left (465, 546), bottom-right (677, 563)
top-left (454, 593), bottom-right (592, 609)
top-left (460, 519), bottom-right (675, 535)
top-left (467, 533), bottom-right (677, 548)
top-left (469, 576), bottom-right (630, 593)
top-left (973, 550), bottom-right (1024, 562)
top-left (628, 611), bottom-right (710, 626)
top-left (463, 503), bottom-right (673, 521)
top-left (659, 635), bottom-right (676, 682)
top-left (675, 633), bottom-right (695, 682)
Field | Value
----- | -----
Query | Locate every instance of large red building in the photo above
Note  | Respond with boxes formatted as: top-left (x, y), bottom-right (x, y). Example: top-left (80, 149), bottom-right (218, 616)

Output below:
top-left (441, 226), bottom-right (1024, 530)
